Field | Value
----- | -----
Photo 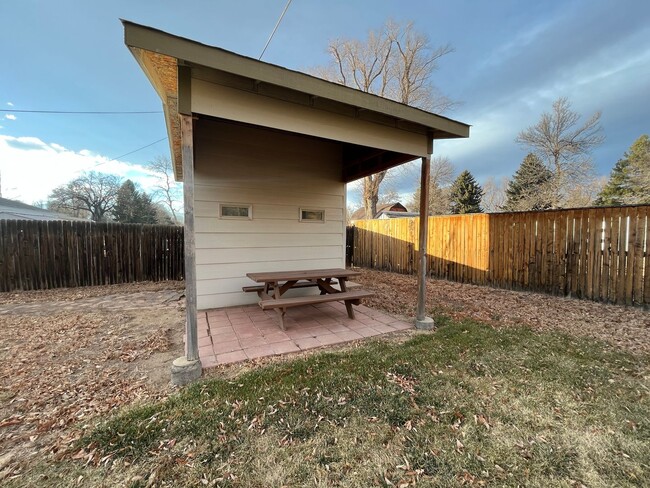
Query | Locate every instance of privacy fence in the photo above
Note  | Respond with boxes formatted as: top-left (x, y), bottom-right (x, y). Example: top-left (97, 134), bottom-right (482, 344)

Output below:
top-left (348, 205), bottom-right (650, 307)
top-left (0, 220), bottom-right (184, 292)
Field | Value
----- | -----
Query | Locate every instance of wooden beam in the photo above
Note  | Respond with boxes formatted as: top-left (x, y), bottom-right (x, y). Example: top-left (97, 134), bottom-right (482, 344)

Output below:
top-left (416, 154), bottom-right (431, 322)
top-left (178, 65), bottom-right (192, 115)
top-left (181, 114), bottom-right (199, 361)
top-left (342, 151), bottom-right (416, 182)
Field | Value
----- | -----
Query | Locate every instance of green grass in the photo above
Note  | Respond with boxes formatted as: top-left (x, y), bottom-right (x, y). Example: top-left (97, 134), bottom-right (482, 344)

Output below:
top-left (14, 321), bottom-right (650, 487)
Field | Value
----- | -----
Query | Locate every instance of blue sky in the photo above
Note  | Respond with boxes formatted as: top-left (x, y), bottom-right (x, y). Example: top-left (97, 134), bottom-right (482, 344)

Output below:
top-left (1, 0), bottom-right (649, 206)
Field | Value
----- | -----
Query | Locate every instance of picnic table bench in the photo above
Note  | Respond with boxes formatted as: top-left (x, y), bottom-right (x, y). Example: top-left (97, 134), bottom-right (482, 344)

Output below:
top-left (243, 268), bottom-right (373, 330)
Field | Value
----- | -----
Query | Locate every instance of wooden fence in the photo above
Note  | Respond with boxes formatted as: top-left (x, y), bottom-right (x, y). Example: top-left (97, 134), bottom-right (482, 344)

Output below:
top-left (0, 220), bottom-right (184, 292)
top-left (348, 205), bottom-right (650, 307)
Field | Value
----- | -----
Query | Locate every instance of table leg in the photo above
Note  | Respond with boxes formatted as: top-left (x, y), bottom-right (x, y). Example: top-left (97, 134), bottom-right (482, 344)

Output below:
top-left (339, 278), bottom-right (355, 319)
top-left (271, 281), bottom-right (287, 330)
top-left (275, 308), bottom-right (286, 330)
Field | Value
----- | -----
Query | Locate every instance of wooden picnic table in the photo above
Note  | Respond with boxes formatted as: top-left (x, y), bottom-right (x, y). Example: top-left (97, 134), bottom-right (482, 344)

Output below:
top-left (244, 268), bottom-right (373, 330)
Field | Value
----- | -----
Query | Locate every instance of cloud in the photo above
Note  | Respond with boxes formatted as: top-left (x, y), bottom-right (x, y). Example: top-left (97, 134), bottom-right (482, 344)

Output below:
top-left (6, 102), bottom-right (13, 107)
top-left (4, 114), bottom-right (17, 120)
top-left (0, 135), bottom-right (164, 205)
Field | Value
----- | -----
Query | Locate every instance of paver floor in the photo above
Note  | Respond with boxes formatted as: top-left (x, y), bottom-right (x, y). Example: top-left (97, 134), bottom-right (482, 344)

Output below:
top-left (197, 302), bottom-right (413, 368)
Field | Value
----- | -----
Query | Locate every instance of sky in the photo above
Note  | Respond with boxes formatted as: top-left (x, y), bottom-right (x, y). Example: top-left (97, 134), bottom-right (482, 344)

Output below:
top-left (1, 0), bottom-right (649, 208)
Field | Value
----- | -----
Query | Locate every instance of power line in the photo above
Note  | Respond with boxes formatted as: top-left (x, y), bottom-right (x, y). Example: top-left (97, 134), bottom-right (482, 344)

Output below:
top-left (95, 137), bottom-right (168, 167)
top-left (0, 109), bottom-right (162, 114)
top-left (259, 0), bottom-right (293, 60)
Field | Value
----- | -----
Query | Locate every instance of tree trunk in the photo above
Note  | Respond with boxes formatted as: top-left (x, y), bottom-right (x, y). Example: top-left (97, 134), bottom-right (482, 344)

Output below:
top-left (362, 171), bottom-right (386, 219)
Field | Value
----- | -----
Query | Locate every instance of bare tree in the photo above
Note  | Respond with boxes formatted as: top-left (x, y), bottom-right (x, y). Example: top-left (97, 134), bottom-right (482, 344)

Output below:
top-left (48, 171), bottom-right (121, 221)
top-left (516, 97), bottom-right (604, 207)
top-left (481, 176), bottom-right (508, 213)
top-left (410, 156), bottom-right (455, 215)
top-left (563, 175), bottom-right (607, 208)
top-left (313, 20), bottom-right (454, 219)
top-left (148, 155), bottom-right (182, 224)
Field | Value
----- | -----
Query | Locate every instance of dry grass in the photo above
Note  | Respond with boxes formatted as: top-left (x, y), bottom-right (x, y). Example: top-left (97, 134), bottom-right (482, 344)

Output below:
top-left (8, 321), bottom-right (648, 487)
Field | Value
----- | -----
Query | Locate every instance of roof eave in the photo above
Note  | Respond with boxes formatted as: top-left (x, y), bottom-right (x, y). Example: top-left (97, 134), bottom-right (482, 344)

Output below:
top-left (122, 20), bottom-right (470, 140)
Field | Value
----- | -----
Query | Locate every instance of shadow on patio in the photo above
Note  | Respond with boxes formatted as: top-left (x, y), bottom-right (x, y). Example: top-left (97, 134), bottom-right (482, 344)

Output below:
top-left (196, 303), bottom-right (413, 368)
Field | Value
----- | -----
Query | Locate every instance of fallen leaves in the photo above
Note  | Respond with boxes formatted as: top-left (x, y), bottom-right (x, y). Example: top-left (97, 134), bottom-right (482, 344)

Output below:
top-left (0, 287), bottom-right (184, 478)
top-left (355, 269), bottom-right (650, 355)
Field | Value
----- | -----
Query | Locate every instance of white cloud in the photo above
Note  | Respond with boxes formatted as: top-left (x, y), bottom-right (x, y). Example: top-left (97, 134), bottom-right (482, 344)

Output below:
top-left (6, 102), bottom-right (14, 107)
top-left (0, 135), bottom-right (164, 205)
top-left (5, 114), bottom-right (17, 121)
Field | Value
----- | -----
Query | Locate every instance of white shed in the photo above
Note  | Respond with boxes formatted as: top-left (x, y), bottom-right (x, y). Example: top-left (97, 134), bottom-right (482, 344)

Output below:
top-left (123, 21), bottom-right (470, 382)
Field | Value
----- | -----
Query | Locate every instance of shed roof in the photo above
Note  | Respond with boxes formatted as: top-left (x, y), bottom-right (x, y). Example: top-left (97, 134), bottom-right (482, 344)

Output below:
top-left (122, 20), bottom-right (470, 181)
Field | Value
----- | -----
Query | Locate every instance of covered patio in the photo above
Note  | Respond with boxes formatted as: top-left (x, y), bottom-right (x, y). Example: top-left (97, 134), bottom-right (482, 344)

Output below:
top-left (197, 303), bottom-right (412, 367)
top-left (123, 21), bottom-right (470, 383)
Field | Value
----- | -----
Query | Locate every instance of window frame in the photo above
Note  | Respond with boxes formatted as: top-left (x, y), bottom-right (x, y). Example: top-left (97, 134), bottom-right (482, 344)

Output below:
top-left (219, 203), bottom-right (253, 220)
top-left (299, 208), bottom-right (326, 223)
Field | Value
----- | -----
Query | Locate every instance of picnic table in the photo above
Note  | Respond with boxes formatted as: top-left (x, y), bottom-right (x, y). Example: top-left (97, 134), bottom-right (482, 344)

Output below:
top-left (243, 268), bottom-right (374, 330)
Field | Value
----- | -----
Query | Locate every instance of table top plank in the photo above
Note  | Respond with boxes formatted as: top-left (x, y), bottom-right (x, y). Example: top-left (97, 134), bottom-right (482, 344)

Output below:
top-left (246, 268), bottom-right (360, 283)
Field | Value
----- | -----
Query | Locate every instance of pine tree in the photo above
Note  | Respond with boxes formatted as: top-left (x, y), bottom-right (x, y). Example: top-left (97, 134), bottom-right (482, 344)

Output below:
top-left (595, 158), bottom-right (632, 206)
top-left (596, 134), bottom-right (650, 206)
top-left (626, 134), bottom-right (650, 204)
top-left (113, 180), bottom-right (158, 224)
top-left (449, 170), bottom-right (483, 214)
top-left (502, 153), bottom-right (554, 211)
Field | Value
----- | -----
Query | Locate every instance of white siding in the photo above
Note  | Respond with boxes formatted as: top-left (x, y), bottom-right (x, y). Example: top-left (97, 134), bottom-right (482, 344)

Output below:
top-left (192, 78), bottom-right (429, 157)
top-left (194, 119), bottom-right (346, 309)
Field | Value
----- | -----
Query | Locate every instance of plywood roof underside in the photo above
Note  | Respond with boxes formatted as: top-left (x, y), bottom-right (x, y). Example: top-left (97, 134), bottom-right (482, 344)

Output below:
top-left (130, 48), bottom-right (182, 178)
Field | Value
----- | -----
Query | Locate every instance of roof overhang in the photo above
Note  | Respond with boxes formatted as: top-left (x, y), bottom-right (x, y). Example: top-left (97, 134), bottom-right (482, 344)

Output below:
top-left (122, 20), bottom-right (470, 181)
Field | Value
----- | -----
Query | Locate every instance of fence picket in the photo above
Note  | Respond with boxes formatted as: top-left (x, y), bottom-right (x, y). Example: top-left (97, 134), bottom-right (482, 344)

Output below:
top-left (349, 204), bottom-right (649, 307)
top-left (0, 220), bottom-right (184, 292)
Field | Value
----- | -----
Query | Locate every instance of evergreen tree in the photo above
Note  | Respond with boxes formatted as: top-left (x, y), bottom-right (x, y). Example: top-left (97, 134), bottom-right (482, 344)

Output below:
top-left (596, 134), bottom-right (650, 206)
top-left (113, 180), bottom-right (158, 224)
top-left (594, 158), bottom-right (632, 206)
top-left (626, 134), bottom-right (650, 204)
top-left (502, 153), bottom-right (554, 211)
top-left (449, 170), bottom-right (483, 214)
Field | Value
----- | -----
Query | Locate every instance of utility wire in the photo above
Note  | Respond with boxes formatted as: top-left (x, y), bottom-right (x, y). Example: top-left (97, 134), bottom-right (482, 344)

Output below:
top-left (0, 109), bottom-right (162, 114)
top-left (259, 0), bottom-right (293, 60)
top-left (95, 137), bottom-right (168, 167)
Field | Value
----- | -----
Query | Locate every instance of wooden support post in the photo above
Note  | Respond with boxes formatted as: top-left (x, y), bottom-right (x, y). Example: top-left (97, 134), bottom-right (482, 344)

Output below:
top-left (416, 144), bottom-right (434, 329)
top-left (171, 113), bottom-right (202, 385)
top-left (182, 114), bottom-right (199, 361)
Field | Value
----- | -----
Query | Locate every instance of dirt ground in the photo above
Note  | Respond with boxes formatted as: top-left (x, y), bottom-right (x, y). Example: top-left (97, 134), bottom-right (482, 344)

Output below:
top-left (0, 271), bottom-right (648, 480)
top-left (0, 281), bottom-right (186, 479)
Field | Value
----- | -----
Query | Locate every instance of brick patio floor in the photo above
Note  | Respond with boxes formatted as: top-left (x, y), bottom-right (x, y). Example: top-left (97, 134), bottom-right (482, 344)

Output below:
top-left (196, 302), bottom-right (413, 368)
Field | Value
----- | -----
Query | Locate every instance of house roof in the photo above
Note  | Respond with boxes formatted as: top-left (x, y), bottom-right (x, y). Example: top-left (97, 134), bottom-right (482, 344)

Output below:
top-left (0, 197), bottom-right (83, 221)
top-left (122, 20), bottom-right (470, 181)
top-left (350, 202), bottom-right (409, 220)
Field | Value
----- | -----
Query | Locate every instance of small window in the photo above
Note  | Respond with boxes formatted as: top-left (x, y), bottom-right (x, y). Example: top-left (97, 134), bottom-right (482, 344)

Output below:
top-left (300, 208), bottom-right (325, 223)
top-left (220, 203), bottom-right (252, 219)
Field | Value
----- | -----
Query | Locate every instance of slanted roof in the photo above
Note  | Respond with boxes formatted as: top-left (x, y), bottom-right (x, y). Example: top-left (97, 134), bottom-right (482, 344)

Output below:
top-left (0, 197), bottom-right (83, 221)
top-left (122, 20), bottom-right (470, 181)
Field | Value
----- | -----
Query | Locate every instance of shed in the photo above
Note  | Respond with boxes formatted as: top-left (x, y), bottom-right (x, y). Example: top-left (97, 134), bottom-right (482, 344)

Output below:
top-left (123, 21), bottom-right (470, 382)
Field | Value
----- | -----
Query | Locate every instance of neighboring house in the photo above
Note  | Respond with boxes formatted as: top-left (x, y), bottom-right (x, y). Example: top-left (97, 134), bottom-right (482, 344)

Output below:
top-left (0, 197), bottom-right (83, 221)
top-left (377, 210), bottom-right (420, 220)
top-left (350, 202), bottom-right (419, 220)
top-left (123, 21), bottom-right (469, 372)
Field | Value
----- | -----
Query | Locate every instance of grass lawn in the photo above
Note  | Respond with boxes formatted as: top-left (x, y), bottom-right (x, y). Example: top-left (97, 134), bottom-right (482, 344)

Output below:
top-left (13, 319), bottom-right (649, 487)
